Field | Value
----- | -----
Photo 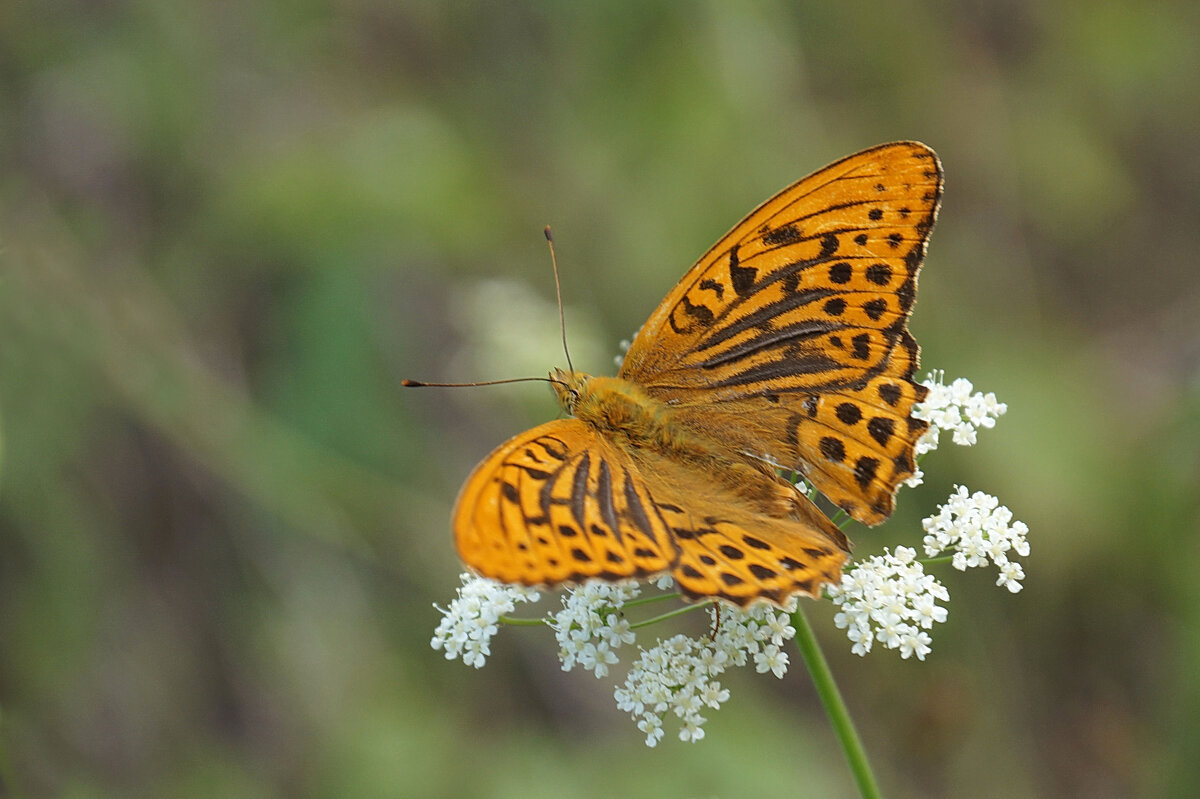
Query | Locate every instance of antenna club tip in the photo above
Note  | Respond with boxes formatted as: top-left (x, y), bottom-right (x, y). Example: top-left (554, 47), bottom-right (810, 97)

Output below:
top-left (543, 226), bottom-right (553, 241)
top-left (400, 379), bottom-right (423, 387)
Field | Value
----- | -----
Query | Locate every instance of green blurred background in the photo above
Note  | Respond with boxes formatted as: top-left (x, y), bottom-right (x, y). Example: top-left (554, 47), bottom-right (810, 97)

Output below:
top-left (2, 2), bottom-right (1198, 797)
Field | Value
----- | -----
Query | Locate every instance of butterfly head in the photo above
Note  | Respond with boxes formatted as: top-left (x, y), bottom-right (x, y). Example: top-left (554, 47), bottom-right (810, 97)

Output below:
top-left (549, 367), bottom-right (591, 416)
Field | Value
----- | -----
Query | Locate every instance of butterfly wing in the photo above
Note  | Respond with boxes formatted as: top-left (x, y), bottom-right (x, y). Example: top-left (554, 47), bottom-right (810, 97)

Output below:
top-left (454, 419), bottom-right (846, 606)
top-left (454, 419), bottom-right (675, 587)
top-left (619, 141), bottom-right (941, 525)
top-left (626, 448), bottom-right (848, 605)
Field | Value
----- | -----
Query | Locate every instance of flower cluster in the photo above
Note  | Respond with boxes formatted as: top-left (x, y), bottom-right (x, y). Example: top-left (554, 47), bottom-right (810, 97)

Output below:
top-left (923, 486), bottom-right (1031, 592)
top-left (614, 601), bottom-right (798, 746)
top-left (549, 580), bottom-right (640, 678)
top-left (826, 547), bottom-right (949, 660)
top-left (900, 372), bottom-right (1007, 488)
top-left (911, 370), bottom-right (1007, 463)
top-left (431, 573), bottom-right (541, 668)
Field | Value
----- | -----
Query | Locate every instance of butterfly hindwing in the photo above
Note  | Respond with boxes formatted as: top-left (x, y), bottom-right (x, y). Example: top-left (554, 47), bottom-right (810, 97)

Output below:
top-left (627, 450), bottom-right (848, 605)
top-left (454, 419), bottom-right (676, 587)
top-left (454, 419), bottom-right (848, 606)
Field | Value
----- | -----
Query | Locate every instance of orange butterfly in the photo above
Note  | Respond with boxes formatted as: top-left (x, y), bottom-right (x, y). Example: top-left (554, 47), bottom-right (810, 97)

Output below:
top-left (450, 142), bottom-right (941, 607)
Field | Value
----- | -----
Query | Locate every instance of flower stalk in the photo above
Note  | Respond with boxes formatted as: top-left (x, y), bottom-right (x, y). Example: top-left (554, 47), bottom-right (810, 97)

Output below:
top-left (791, 604), bottom-right (881, 799)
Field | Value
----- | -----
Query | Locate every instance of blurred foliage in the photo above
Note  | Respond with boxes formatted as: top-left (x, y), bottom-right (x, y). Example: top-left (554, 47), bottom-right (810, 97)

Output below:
top-left (1, 1), bottom-right (1198, 797)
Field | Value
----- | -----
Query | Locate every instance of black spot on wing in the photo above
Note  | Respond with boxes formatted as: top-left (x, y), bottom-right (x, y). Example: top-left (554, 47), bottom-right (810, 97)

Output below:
top-left (671, 296), bottom-right (715, 334)
top-left (718, 544), bottom-right (745, 560)
top-left (854, 457), bottom-right (880, 489)
top-left (835, 403), bottom-right (862, 425)
top-left (868, 417), bottom-right (895, 447)
top-left (729, 245), bottom-right (757, 297)
top-left (749, 564), bottom-right (777, 580)
top-left (851, 333), bottom-right (872, 360)
top-left (829, 262), bottom-right (852, 284)
top-left (868, 262), bottom-right (897, 284)
top-left (878, 383), bottom-right (902, 406)
top-left (820, 437), bottom-right (846, 462)
top-left (763, 224), bottom-right (803, 246)
top-left (595, 459), bottom-right (620, 537)
top-left (570, 453), bottom-right (590, 528)
top-left (820, 234), bottom-right (839, 257)
top-left (538, 435), bottom-right (569, 460)
top-left (698, 278), bottom-right (725, 299)
top-left (500, 481), bottom-right (519, 504)
top-left (622, 470), bottom-right (658, 540)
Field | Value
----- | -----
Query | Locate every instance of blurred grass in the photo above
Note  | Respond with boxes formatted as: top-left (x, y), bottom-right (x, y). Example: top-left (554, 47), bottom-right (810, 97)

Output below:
top-left (2, 2), bottom-right (1199, 797)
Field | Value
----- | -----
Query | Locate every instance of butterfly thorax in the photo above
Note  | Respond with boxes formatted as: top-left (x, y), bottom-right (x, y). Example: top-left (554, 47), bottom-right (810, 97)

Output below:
top-left (551, 368), bottom-right (800, 517)
top-left (553, 369), bottom-right (676, 447)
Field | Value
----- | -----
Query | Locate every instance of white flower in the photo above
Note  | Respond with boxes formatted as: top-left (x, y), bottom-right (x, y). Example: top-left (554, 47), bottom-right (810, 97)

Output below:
top-left (826, 547), bottom-right (950, 659)
top-left (653, 574), bottom-right (676, 591)
top-left (430, 573), bottom-right (541, 668)
top-left (616, 602), bottom-right (798, 746)
top-left (549, 580), bottom-right (641, 677)
top-left (754, 644), bottom-right (789, 678)
top-left (912, 371), bottom-right (1007, 457)
top-left (898, 628), bottom-right (933, 661)
top-left (996, 561), bottom-right (1026, 593)
top-left (923, 486), bottom-right (1030, 592)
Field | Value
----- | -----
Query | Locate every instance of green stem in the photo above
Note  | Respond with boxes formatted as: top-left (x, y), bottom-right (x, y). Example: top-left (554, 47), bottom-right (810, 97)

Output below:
top-left (498, 615), bottom-right (549, 626)
top-left (499, 590), bottom-right (685, 627)
top-left (620, 592), bottom-right (683, 609)
top-left (629, 602), bottom-right (707, 629)
top-left (791, 605), bottom-right (882, 799)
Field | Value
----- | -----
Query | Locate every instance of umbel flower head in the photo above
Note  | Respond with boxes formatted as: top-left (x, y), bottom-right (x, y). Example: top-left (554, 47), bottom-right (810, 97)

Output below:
top-left (430, 373), bottom-right (1026, 746)
top-left (923, 486), bottom-right (1030, 592)
top-left (614, 599), bottom-right (799, 746)
top-left (430, 573), bottom-right (540, 668)
top-left (825, 546), bottom-right (948, 660)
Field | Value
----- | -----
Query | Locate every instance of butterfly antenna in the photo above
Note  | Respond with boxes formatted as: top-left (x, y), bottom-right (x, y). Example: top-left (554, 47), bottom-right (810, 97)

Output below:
top-left (401, 377), bottom-right (553, 389)
top-left (545, 226), bottom-right (574, 375)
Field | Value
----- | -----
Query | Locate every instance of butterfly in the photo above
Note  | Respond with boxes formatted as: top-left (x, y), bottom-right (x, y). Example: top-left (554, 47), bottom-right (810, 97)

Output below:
top-left (451, 142), bottom-right (941, 607)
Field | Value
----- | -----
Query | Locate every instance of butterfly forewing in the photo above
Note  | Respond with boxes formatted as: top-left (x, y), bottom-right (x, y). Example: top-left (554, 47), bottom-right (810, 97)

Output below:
top-left (619, 141), bottom-right (941, 526)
